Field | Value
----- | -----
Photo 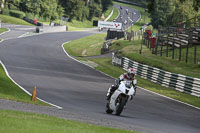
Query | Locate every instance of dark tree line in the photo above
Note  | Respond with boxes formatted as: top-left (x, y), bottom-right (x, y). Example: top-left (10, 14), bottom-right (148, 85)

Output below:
top-left (1, 0), bottom-right (113, 21)
top-left (146, 0), bottom-right (200, 28)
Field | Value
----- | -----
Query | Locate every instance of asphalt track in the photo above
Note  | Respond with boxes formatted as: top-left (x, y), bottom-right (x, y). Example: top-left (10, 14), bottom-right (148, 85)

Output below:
top-left (114, 4), bottom-right (141, 30)
top-left (0, 5), bottom-right (200, 133)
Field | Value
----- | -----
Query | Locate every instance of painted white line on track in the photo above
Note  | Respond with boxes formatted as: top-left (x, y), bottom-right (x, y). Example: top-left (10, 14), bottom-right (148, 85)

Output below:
top-left (61, 42), bottom-right (114, 80)
top-left (62, 41), bottom-right (200, 111)
top-left (115, 7), bottom-right (120, 20)
top-left (18, 32), bottom-right (30, 38)
top-left (0, 60), bottom-right (63, 109)
top-left (139, 87), bottom-right (200, 110)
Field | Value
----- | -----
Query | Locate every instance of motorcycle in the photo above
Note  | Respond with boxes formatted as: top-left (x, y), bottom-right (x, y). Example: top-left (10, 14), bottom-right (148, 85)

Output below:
top-left (106, 79), bottom-right (137, 116)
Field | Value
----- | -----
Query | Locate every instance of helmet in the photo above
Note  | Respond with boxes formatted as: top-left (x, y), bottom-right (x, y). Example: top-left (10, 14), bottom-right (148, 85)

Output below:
top-left (127, 68), bottom-right (135, 79)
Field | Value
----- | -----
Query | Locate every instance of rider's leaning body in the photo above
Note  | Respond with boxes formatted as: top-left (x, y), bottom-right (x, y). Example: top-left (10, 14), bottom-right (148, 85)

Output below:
top-left (106, 68), bottom-right (136, 100)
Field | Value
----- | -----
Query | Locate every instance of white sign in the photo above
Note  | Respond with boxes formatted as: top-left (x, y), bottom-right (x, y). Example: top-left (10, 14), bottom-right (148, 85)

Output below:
top-left (98, 21), bottom-right (122, 30)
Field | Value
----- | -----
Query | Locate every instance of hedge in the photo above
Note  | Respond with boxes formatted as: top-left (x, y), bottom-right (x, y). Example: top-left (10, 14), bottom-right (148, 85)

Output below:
top-left (9, 10), bottom-right (25, 19)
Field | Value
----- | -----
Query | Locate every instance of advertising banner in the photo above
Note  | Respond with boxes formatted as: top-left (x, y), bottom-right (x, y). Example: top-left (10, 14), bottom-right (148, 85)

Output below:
top-left (98, 21), bottom-right (122, 30)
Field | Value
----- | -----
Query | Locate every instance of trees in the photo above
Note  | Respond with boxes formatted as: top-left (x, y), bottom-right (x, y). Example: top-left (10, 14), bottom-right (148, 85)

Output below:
top-left (1, 0), bottom-right (5, 9)
top-left (1, 0), bottom-right (113, 22)
top-left (147, 0), bottom-right (200, 28)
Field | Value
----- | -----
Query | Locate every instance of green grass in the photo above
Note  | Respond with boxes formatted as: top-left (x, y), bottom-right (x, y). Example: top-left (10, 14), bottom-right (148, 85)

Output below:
top-left (67, 18), bottom-right (97, 28)
top-left (64, 34), bottom-right (106, 57)
top-left (103, 6), bottom-right (119, 22)
top-left (108, 7), bottom-right (119, 21)
top-left (0, 65), bottom-right (48, 106)
top-left (161, 45), bottom-right (200, 64)
top-left (0, 15), bottom-right (33, 26)
top-left (104, 6), bottom-right (114, 19)
top-left (0, 28), bottom-right (8, 33)
top-left (78, 57), bottom-right (200, 108)
top-left (0, 110), bottom-right (138, 133)
top-left (110, 40), bottom-right (200, 78)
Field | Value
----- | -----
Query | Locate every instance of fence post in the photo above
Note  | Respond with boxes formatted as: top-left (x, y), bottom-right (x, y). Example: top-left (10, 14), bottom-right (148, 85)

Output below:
top-left (172, 40), bottom-right (175, 59)
top-left (172, 28), bottom-right (176, 59)
top-left (179, 45), bottom-right (182, 61)
top-left (160, 42), bottom-right (163, 56)
top-left (186, 44), bottom-right (189, 63)
top-left (194, 45), bottom-right (197, 64)
top-left (166, 34), bottom-right (169, 57)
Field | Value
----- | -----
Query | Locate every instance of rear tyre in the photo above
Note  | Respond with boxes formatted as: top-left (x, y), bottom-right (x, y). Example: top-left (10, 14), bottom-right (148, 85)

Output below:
top-left (106, 102), bottom-right (113, 114)
top-left (115, 97), bottom-right (127, 116)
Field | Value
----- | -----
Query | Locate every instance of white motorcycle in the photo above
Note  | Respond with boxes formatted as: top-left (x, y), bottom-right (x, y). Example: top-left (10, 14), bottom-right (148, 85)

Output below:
top-left (106, 79), bottom-right (137, 116)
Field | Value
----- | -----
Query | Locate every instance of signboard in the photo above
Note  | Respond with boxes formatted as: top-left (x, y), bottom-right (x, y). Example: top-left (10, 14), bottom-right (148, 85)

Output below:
top-left (98, 21), bottom-right (122, 30)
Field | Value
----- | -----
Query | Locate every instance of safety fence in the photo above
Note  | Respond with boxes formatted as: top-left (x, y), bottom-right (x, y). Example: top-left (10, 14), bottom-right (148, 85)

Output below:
top-left (112, 53), bottom-right (200, 97)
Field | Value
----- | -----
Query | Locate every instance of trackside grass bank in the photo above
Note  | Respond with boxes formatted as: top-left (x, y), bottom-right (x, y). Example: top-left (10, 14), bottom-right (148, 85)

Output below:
top-left (64, 34), bottom-right (106, 56)
top-left (110, 40), bottom-right (200, 78)
top-left (64, 35), bottom-right (200, 108)
top-left (0, 28), bottom-right (8, 33)
top-left (0, 15), bottom-right (33, 26)
top-left (108, 7), bottom-right (119, 22)
top-left (0, 110), bottom-right (138, 133)
top-left (0, 64), bottom-right (48, 106)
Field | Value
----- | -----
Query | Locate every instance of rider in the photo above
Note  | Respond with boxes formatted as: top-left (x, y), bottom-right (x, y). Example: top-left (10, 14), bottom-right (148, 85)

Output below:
top-left (106, 68), bottom-right (136, 100)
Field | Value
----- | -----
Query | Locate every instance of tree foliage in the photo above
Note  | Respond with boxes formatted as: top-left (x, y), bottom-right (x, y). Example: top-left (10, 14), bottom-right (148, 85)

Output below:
top-left (2, 0), bottom-right (113, 21)
top-left (147, 0), bottom-right (200, 28)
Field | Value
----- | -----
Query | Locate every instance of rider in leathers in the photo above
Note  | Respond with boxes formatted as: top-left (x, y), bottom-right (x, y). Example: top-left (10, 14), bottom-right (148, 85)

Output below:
top-left (106, 68), bottom-right (136, 100)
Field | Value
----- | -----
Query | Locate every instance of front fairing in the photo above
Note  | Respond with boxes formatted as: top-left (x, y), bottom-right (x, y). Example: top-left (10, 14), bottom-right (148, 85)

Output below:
top-left (118, 81), bottom-right (135, 96)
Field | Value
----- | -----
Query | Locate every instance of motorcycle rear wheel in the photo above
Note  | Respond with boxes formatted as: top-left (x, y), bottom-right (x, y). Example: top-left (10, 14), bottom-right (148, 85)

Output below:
top-left (106, 102), bottom-right (113, 114)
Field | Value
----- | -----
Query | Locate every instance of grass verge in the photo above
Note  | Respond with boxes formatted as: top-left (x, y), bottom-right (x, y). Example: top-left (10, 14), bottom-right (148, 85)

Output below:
top-left (0, 15), bottom-right (33, 26)
top-left (0, 64), bottom-right (48, 106)
top-left (0, 110), bottom-right (138, 133)
top-left (67, 18), bottom-right (97, 28)
top-left (64, 34), bottom-right (106, 57)
top-left (108, 7), bottom-right (119, 22)
top-left (0, 28), bottom-right (8, 33)
top-left (104, 6), bottom-right (114, 19)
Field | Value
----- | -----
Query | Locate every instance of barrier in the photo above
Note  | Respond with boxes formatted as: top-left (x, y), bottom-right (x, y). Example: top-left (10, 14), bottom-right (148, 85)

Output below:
top-left (36, 25), bottom-right (67, 33)
top-left (112, 52), bottom-right (200, 97)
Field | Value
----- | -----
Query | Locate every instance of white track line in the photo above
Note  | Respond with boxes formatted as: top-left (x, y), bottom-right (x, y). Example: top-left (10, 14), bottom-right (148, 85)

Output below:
top-left (0, 60), bottom-right (63, 109)
top-left (62, 41), bottom-right (200, 110)
top-left (61, 42), bottom-right (114, 79)
top-left (18, 32), bottom-right (30, 38)
top-left (104, 9), bottom-right (114, 22)
top-left (115, 7), bottom-right (120, 20)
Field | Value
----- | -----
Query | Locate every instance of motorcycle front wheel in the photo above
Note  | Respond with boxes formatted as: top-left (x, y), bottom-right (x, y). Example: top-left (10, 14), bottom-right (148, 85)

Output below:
top-left (115, 97), bottom-right (127, 116)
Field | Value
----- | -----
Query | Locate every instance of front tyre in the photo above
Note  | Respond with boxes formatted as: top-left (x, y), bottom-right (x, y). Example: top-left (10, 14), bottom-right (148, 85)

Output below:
top-left (115, 97), bottom-right (127, 116)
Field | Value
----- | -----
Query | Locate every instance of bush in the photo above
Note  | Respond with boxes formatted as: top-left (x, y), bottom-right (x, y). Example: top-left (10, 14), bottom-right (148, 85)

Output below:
top-left (1, 9), bottom-right (10, 16)
top-left (9, 10), bottom-right (25, 19)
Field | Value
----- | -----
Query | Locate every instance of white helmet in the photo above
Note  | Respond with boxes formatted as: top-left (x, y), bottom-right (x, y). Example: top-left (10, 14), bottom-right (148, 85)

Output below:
top-left (127, 68), bottom-right (135, 79)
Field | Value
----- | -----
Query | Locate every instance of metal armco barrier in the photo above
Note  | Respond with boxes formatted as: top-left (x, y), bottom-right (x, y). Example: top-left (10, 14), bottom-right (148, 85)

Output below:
top-left (112, 53), bottom-right (200, 97)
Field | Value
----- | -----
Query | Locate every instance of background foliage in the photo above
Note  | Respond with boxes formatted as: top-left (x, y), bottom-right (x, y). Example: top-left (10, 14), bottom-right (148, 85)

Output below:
top-left (146, 0), bottom-right (200, 28)
top-left (1, 0), bottom-right (113, 22)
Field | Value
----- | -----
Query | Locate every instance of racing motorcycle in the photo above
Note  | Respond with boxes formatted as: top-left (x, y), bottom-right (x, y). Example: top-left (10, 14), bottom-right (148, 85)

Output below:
top-left (106, 79), bottom-right (137, 116)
